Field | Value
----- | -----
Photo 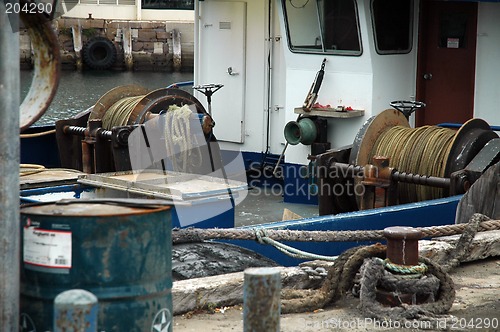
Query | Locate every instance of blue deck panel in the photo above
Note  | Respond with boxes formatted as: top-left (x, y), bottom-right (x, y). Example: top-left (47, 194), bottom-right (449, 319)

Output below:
top-left (20, 184), bottom-right (235, 229)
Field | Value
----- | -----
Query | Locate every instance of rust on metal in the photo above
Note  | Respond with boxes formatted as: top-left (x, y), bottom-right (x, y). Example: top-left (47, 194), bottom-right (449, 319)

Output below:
top-left (20, 3), bottom-right (60, 131)
top-left (383, 226), bottom-right (422, 266)
top-left (350, 109), bottom-right (409, 209)
top-left (89, 84), bottom-right (149, 123)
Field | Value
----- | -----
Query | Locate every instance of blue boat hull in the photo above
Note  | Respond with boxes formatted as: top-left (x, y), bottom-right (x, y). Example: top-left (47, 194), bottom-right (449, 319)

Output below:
top-left (222, 196), bottom-right (460, 266)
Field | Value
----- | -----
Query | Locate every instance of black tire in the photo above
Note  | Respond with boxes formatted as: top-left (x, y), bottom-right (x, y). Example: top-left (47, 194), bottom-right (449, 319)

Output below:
top-left (82, 37), bottom-right (117, 70)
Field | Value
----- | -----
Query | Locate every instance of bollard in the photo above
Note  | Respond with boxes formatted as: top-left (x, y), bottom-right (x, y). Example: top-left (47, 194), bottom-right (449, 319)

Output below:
top-left (243, 268), bottom-right (281, 332)
top-left (54, 289), bottom-right (98, 332)
top-left (383, 226), bottom-right (422, 265)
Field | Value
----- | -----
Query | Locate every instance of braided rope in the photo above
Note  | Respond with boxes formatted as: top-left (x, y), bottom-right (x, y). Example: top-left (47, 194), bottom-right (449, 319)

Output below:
top-left (172, 217), bottom-right (500, 244)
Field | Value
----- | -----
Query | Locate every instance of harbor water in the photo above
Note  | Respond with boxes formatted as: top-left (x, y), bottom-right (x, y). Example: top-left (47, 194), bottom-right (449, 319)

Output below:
top-left (21, 70), bottom-right (194, 126)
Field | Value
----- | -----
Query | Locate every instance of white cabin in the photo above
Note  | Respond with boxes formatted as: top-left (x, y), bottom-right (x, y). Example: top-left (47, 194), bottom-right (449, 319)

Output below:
top-left (194, 0), bottom-right (500, 202)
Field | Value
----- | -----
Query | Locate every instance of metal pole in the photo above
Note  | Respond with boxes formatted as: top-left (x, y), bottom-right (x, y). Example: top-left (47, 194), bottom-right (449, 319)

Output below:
top-left (243, 267), bottom-right (281, 332)
top-left (54, 289), bottom-right (98, 332)
top-left (0, 4), bottom-right (20, 331)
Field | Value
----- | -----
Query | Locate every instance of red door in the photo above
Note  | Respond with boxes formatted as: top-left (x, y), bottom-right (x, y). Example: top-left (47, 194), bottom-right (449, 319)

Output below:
top-left (416, 1), bottom-right (477, 126)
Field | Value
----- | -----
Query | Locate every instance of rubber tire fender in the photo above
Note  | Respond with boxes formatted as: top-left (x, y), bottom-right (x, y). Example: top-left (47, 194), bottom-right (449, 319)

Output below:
top-left (82, 37), bottom-right (117, 70)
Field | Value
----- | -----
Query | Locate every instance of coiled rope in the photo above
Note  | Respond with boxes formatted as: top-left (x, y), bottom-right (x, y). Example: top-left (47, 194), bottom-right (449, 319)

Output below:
top-left (164, 104), bottom-right (203, 172)
top-left (371, 126), bottom-right (456, 202)
top-left (101, 96), bottom-right (143, 130)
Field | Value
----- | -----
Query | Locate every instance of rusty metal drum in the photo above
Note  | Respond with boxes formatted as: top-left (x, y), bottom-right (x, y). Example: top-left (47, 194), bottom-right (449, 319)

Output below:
top-left (20, 201), bottom-right (172, 332)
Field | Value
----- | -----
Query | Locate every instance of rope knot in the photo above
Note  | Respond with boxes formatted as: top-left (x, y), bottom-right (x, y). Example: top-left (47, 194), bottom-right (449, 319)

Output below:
top-left (254, 228), bottom-right (267, 244)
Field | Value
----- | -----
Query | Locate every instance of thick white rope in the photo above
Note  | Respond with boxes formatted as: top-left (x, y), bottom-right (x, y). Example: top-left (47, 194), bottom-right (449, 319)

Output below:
top-left (164, 105), bottom-right (203, 172)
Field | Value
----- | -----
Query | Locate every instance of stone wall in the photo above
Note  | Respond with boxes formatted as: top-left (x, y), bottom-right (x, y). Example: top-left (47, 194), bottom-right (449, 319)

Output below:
top-left (20, 17), bottom-right (194, 72)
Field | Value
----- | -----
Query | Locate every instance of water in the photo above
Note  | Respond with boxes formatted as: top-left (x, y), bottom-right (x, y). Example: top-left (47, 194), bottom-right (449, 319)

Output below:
top-left (21, 70), bottom-right (194, 126)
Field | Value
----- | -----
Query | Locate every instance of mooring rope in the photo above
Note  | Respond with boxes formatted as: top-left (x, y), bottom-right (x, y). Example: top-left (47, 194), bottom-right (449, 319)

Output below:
top-left (171, 218), bottom-right (500, 244)
top-left (101, 95), bottom-right (143, 130)
top-left (371, 125), bottom-right (456, 203)
top-left (279, 213), bottom-right (489, 327)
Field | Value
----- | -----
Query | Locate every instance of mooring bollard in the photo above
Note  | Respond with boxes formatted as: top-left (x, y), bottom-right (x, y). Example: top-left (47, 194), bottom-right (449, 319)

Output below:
top-left (243, 267), bottom-right (281, 332)
top-left (383, 226), bottom-right (422, 265)
top-left (54, 289), bottom-right (98, 332)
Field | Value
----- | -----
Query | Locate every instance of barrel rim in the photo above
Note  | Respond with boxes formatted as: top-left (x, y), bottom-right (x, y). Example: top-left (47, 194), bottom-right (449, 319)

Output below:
top-left (20, 200), bottom-right (171, 217)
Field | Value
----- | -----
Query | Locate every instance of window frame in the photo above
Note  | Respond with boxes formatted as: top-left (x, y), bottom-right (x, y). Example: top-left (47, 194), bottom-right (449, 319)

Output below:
top-left (371, 0), bottom-right (414, 55)
top-left (141, 0), bottom-right (193, 10)
top-left (282, 0), bottom-right (363, 56)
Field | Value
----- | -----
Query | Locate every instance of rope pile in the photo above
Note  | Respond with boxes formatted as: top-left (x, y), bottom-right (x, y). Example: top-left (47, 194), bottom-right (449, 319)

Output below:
top-left (278, 213), bottom-right (491, 329)
top-left (371, 125), bottom-right (456, 202)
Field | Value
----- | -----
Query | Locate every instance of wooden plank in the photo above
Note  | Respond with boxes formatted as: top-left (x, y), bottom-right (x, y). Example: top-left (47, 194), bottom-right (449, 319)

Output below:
top-left (294, 107), bottom-right (364, 118)
top-left (419, 230), bottom-right (500, 263)
top-left (20, 169), bottom-right (82, 190)
top-left (172, 266), bottom-right (313, 315)
top-left (455, 161), bottom-right (499, 224)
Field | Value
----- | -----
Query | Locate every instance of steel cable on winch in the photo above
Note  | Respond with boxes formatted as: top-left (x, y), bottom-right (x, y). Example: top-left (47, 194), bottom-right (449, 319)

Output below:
top-left (101, 95), bottom-right (143, 130)
top-left (371, 126), bottom-right (456, 202)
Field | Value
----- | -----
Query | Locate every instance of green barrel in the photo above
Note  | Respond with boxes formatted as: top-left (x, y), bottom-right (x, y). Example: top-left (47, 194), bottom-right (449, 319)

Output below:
top-left (20, 201), bottom-right (172, 332)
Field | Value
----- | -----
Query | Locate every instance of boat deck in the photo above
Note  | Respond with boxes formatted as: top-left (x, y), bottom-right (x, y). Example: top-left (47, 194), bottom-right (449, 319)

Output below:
top-left (234, 187), bottom-right (319, 227)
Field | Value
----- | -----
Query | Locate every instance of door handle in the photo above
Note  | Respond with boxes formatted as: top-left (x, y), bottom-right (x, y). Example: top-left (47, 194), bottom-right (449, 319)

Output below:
top-left (227, 67), bottom-right (239, 76)
top-left (423, 73), bottom-right (433, 80)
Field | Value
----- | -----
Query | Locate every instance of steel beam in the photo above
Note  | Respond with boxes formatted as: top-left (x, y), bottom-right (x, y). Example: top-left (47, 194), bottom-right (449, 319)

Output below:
top-left (0, 5), bottom-right (20, 330)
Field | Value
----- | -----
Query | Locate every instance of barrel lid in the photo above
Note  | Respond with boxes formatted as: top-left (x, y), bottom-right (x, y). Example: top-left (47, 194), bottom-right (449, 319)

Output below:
top-left (21, 199), bottom-right (170, 217)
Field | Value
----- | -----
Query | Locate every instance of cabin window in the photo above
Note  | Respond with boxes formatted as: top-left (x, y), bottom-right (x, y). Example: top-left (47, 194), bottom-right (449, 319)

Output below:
top-left (142, 0), bottom-right (193, 10)
top-left (438, 13), bottom-right (467, 49)
top-left (371, 0), bottom-right (413, 54)
top-left (282, 0), bottom-right (362, 55)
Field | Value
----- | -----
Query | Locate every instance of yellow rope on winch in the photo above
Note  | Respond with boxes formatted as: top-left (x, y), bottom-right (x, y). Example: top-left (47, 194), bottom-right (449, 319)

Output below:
top-left (101, 96), bottom-right (143, 130)
top-left (371, 125), bottom-right (455, 203)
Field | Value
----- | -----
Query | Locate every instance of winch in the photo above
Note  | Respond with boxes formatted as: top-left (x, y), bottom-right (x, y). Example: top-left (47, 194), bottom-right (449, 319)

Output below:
top-left (55, 84), bottom-right (218, 174)
top-left (317, 107), bottom-right (500, 215)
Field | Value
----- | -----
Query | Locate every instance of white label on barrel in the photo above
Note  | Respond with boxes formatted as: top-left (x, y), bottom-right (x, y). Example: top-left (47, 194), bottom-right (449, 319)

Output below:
top-left (23, 227), bottom-right (72, 269)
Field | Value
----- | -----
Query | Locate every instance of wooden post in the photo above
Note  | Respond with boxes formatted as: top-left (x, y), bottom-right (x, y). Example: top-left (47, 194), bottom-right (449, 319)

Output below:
top-left (72, 23), bottom-right (83, 71)
top-left (243, 268), bottom-right (281, 332)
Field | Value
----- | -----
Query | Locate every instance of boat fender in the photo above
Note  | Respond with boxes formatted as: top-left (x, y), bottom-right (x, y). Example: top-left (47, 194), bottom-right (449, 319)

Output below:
top-left (82, 37), bottom-right (117, 70)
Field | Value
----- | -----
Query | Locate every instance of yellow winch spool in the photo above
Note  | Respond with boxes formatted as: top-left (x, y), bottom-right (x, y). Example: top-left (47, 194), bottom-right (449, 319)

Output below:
top-left (371, 125), bottom-right (456, 202)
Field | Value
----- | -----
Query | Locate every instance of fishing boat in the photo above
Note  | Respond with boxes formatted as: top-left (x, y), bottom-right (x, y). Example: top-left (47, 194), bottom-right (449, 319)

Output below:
top-left (11, 0), bottom-right (500, 331)
top-left (20, 0), bottom-right (500, 249)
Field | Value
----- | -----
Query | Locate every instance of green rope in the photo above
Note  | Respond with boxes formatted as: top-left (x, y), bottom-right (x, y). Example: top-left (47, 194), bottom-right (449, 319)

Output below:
top-left (374, 257), bottom-right (429, 275)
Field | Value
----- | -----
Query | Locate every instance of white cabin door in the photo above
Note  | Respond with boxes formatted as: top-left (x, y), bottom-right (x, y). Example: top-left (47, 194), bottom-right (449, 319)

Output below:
top-left (198, 1), bottom-right (246, 143)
